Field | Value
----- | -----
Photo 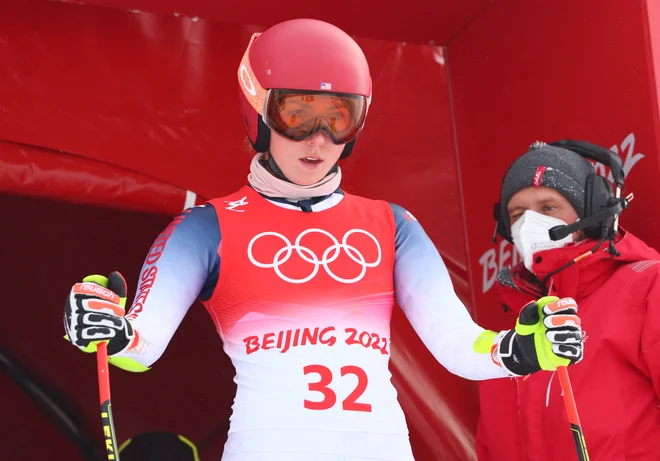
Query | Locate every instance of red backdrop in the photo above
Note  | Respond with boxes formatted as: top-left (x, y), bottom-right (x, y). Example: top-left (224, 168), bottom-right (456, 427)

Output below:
top-left (2, 0), bottom-right (660, 460)
top-left (1, 2), bottom-right (475, 460)
top-left (448, 0), bottom-right (660, 330)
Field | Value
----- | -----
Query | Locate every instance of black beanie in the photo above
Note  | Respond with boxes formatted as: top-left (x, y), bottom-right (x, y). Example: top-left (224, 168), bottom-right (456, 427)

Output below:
top-left (499, 141), bottom-right (596, 232)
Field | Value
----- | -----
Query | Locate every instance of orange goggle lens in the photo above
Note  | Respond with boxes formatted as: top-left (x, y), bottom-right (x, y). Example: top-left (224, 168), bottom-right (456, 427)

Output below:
top-left (264, 89), bottom-right (367, 144)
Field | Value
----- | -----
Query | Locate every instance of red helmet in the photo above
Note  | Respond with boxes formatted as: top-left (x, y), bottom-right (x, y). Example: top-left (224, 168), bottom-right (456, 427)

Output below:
top-left (238, 18), bottom-right (372, 159)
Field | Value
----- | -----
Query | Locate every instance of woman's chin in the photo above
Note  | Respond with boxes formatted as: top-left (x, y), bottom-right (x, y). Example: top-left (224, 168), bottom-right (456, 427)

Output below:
top-left (287, 169), bottom-right (328, 186)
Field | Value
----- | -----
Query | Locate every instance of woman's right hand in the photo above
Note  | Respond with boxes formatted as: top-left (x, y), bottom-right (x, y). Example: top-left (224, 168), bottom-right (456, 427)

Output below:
top-left (64, 271), bottom-right (135, 355)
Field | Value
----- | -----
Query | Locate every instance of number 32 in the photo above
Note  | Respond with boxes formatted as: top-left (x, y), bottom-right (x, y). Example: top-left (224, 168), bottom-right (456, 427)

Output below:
top-left (303, 365), bottom-right (371, 412)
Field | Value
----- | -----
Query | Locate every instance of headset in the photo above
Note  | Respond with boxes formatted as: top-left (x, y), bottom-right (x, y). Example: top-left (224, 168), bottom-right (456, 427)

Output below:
top-left (492, 139), bottom-right (633, 253)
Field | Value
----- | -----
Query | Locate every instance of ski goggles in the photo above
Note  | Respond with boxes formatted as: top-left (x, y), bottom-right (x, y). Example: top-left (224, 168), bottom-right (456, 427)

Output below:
top-left (263, 89), bottom-right (368, 145)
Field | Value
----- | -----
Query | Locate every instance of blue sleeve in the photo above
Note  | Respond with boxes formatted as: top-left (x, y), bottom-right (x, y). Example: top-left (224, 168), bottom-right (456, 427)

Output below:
top-left (390, 203), bottom-right (508, 380)
top-left (195, 205), bottom-right (221, 301)
top-left (118, 203), bottom-right (221, 366)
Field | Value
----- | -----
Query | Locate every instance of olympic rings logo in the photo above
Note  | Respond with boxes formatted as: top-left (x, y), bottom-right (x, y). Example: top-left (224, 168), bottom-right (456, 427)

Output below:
top-left (247, 228), bottom-right (382, 284)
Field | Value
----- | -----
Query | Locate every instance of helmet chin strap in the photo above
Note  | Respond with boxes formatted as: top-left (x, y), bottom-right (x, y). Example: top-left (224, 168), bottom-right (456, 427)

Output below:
top-left (263, 152), bottom-right (339, 184)
top-left (263, 153), bottom-right (289, 181)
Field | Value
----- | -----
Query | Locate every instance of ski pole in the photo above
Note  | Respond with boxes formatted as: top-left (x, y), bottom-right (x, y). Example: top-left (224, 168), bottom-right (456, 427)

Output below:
top-left (97, 342), bottom-right (120, 460)
top-left (557, 366), bottom-right (590, 461)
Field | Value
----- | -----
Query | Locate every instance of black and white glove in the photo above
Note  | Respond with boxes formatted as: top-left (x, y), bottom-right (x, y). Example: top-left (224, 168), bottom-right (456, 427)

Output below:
top-left (64, 272), bottom-right (134, 355)
top-left (476, 296), bottom-right (583, 376)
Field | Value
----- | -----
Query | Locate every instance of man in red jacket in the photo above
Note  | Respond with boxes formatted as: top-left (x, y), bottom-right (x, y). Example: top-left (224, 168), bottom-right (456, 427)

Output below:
top-left (476, 140), bottom-right (660, 460)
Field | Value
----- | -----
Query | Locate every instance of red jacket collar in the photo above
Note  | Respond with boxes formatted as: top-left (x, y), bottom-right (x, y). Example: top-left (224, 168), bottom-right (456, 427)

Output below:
top-left (498, 228), bottom-right (660, 301)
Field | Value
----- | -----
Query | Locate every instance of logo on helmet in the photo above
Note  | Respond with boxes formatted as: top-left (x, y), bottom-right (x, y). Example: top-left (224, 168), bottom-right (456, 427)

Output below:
top-left (240, 64), bottom-right (257, 97)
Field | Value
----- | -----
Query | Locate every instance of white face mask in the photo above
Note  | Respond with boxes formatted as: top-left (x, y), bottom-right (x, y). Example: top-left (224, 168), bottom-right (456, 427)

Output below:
top-left (511, 210), bottom-right (573, 272)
